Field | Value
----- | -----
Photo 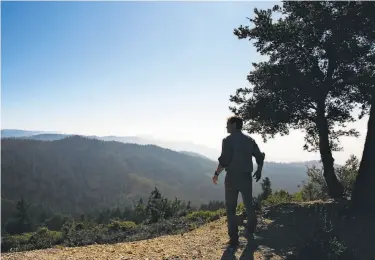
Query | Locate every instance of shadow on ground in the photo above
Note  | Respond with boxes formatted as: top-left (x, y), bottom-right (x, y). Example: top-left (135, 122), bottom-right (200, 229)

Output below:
top-left (253, 201), bottom-right (375, 260)
top-left (221, 242), bottom-right (256, 260)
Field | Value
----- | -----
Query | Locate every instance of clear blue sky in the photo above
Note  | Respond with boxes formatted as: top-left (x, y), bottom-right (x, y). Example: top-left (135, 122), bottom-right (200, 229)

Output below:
top-left (1, 1), bottom-right (366, 163)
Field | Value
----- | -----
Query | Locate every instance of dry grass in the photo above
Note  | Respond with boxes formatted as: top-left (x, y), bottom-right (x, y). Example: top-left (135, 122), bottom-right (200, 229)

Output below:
top-left (3, 200), bottom-right (374, 260)
top-left (2, 217), bottom-right (281, 260)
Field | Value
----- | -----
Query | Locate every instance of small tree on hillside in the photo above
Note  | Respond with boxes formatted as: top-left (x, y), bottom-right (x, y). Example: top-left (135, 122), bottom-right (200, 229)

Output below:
top-left (5, 198), bottom-right (34, 234)
top-left (45, 213), bottom-right (71, 231)
top-left (258, 177), bottom-right (272, 202)
top-left (146, 187), bottom-right (165, 223)
top-left (230, 1), bottom-right (374, 198)
top-left (133, 198), bottom-right (147, 224)
top-left (301, 155), bottom-right (359, 201)
top-left (336, 155), bottom-right (359, 197)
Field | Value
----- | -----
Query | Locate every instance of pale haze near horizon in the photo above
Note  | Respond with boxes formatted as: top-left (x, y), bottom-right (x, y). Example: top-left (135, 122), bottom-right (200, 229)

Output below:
top-left (1, 1), bottom-right (368, 165)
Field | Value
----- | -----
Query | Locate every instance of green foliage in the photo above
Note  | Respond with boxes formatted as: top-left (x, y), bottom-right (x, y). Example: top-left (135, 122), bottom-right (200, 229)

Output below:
top-left (146, 187), bottom-right (167, 223)
top-left (258, 177), bottom-right (272, 201)
top-left (250, 177), bottom-right (303, 208)
top-left (1, 207), bottom-right (224, 253)
top-left (1, 187), bottom-right (227, 253)
top-left (28, 227), bottom-right (63, 249)
top-left (292, 190), bottom-right (304, 202)
top-left (236, 203), bottom-right (245, 215)
top-left (231, 1), bottom-right (373, 150)
top-left (300, 155), bottom-right (359, 201)
top-left (132, 198), bottom-right (148, 224)
top-left (107, 220), bottom-right (137, 232)
top-left (230, 1), bottom-right (374, 198)
top-left (199, 200), bottom-right (225, 211)
top-left (1, 233), bottom-right (33, 252)
top-left (301, 166), bottom-right (330, 201)
top-left (4, 199), bottom-right (34, 235)
top-left (44, 214), bottom-right (71, 231)
top-left (1, 228), bottom-right (63, 252)
top-left (75, 222), bottom-right (85, 231)
top-left (336, 155), bottom-right (359, 197)
top-left (186, 209), bottom-right (225, 222)
top-left (252, 177), bottom-right (274, 208)
top-left (262, 190), bottom-right (294, 207)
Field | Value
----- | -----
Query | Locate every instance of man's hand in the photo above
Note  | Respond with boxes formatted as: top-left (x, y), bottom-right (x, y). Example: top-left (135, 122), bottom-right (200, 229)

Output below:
top-left (212, 174), bottom-right (218, 185)
top-left (253, 152), bottom-right (265, 182)
top-left (212, 164), bottom-right (224, 185)
top-left (253, 169), bottom-right (261, 182)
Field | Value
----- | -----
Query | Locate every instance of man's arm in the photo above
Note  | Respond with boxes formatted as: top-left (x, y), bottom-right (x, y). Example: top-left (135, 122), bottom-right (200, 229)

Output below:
top-left (216, 137), bottom-right (232, 175)
top-left (252, 140), bottom-right (265, 172)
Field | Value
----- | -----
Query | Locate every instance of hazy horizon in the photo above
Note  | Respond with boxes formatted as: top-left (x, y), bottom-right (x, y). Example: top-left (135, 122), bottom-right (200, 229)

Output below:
top-left (1, 1), bottom-right (368, 165)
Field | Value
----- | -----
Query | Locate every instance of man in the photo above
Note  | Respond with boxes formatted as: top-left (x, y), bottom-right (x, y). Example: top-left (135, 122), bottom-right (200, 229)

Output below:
top-left (213, 116), bottom-right (265, 247)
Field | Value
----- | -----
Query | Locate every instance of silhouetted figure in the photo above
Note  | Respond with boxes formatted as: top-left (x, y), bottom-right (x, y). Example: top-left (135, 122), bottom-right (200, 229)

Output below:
top-left (213, 116), bottom-right (265, 247)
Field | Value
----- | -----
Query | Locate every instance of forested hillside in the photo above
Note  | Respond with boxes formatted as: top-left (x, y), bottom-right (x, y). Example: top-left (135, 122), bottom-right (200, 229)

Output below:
top-left (1, 136), bottom-right (311, 223)
top-left (1, 136), bottom-right (220, 216)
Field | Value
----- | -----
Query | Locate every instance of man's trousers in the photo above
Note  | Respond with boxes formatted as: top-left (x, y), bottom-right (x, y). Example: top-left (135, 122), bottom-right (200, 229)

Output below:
top-left (224, 173), bottom-right (257, 241)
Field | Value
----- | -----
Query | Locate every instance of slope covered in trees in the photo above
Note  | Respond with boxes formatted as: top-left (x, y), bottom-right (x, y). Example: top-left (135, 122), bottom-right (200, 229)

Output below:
top-left (1, 136), bottom-right (313, 224)
top-left (1, 136), bottom-right (220, 216)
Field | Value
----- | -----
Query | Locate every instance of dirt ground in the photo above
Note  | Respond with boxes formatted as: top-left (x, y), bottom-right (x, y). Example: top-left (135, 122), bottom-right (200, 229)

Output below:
top-left (3, 201), bottom-right (375, 260)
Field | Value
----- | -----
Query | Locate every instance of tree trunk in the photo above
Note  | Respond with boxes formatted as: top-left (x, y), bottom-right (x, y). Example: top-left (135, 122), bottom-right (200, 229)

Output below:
top-left (351, 95), bottom-right (375, 212)
top-left (316, 102), bottom-right (344, 199)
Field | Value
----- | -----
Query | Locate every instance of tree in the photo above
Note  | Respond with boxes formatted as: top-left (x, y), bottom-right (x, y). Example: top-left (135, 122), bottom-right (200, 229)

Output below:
top-left (348, 2), bottom-right (375, 213)
top-left (5, 198), bottom-right (34, 234)
top-left (336, 155), bottom-right (359, 197)
top-left (231, 1), bottom-right (374, 198)
top-left (110, 207), bottom-right (122, 220)
top-left (122, 206), bottom-right (133, 220)
top-left (300, 155), bottom-right (359, 201)
top-left (258, 177), bottom-right (272, 201)
top-left (352, 92), bottom-right (375, 212)
top-left (186, 201), bottom-right (192, 212)
top-left (133, 198), bottom-right (147, 224)
top-left (45, 214), bottom-right (71, 231)
top-left (146, 187), bottom-right (165, 223)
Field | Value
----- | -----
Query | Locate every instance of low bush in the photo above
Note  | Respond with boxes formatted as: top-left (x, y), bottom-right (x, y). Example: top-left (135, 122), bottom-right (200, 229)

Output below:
top-left (1, 233), bottom-right (33, 252)
top-left (28, 227), bottom-right (63, 249)
top-left (107, 220), bottom-right (137, 232)
top-left (262, 190), bottom-right (294, 207)
top-left (1, 227), bottom-right (63, 252)
top-left (186, 209), bottom-right (225, 222)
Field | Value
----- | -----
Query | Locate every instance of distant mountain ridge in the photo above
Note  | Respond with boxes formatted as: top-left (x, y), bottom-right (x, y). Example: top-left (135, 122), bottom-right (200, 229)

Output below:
top-left (1, 129), bottom-right (327, 169)
top-left (1, 129), bottom-right (220, 160)
top-left (1, 129), bottom-right (48, 138)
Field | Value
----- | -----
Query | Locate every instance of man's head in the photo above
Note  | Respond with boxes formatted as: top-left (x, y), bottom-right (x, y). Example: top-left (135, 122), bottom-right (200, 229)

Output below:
top-left (226, 116), bottom-right (243, 133)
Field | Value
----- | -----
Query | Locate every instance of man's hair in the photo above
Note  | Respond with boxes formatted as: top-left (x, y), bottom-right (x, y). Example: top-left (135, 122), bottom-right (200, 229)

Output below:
top-left (227, 116), bottom-right (243, 130)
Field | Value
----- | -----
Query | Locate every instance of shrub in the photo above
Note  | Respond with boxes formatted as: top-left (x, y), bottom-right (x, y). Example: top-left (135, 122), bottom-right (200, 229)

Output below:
top-left (2, 227), bottom-right (63, 252)
top-left (292, 190), bottom-right (304, 202)
top-left (186, 209), bottom-right (225, 222)
top-left (236, 203), bottom-right (245, 215)
top-left (299, 155), bottom-right (359, 201)
top-left (28, 227), bottom-right (63, 249)
top-left (1, 233), bottom-right (33, 252)
top-left (75, 222), bottom-right (85, 231)
top-left (45, 214), bottom-right (71, 231)
top-left (262, 190), bottom-right (293, 207)
top-left (107, 220), bottom-right (137, 232)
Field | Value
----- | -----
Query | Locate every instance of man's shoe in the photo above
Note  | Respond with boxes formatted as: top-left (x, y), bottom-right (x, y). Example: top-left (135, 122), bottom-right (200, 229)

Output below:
top-left (226, 239), bottom-right (239, 247)
top-left (243, 232), bottom-right (254, 241)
